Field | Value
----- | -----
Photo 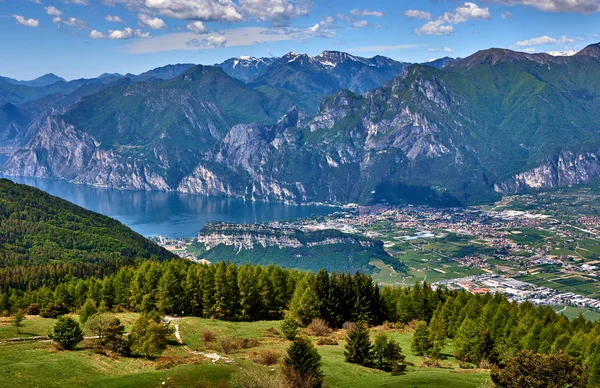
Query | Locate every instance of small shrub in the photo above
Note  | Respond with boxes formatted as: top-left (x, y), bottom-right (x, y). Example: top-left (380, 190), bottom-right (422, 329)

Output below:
top-left (307, 318), bottom-right (332, 337)
top-left (391, 363), bottom-right (407, 376)
top-left (40, 301), bottom-right (69, 319)
top-left (253, 349), bottom-right (281, 366)
top-left (202, 329), bottom-right (216, 343)
top-left (317, 337), bottom-right (338, 346)
top-left (218, 336), bottom-right (238, 354)
top-left (238, 338), bottom-right (260, 349)
top-left (459, 362), bottom-right (475, 369)
top-left (25, 304), bottom-right (40, 315)
top-left (92, 344), bottom-right (107, 355)
top-left (479, 358), bottom-right (492, 369)
top-left (422, 357), bottom-right (440, 368)
top-left (342, 321), bottom-right (355, 331)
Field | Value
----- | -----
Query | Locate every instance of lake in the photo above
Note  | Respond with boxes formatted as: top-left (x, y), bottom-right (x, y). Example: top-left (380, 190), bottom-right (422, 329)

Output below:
top-left (2, 176), bottom-right (339, 238)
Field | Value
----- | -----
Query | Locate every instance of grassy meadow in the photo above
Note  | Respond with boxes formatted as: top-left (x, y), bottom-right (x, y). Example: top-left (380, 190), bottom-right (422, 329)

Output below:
top-left (0, 314), bottom-right (491, 388)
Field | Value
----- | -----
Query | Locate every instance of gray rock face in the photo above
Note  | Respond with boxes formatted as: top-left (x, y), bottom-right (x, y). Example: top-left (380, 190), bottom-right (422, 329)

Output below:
top-left (2, 117), bottom-right (170, 190)
top-left (494, 150), bottom-right (600, 194)
top-left (197, 222), bottom-right (377, 251)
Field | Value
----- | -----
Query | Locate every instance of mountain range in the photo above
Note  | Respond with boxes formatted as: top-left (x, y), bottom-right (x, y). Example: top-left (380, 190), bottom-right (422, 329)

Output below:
top-left (1, 45), bottom-right (600, 206)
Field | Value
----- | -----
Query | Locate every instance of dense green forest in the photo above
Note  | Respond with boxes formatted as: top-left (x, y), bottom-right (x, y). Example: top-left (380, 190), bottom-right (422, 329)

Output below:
top-left (3, 256), bottom-right (600, 384)
top-left (0, 179), bottom-right (174, 267)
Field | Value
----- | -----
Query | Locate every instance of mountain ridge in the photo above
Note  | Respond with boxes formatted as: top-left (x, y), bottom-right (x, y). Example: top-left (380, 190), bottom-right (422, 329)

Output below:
top-left (2, 43), bottom-right (600, 206)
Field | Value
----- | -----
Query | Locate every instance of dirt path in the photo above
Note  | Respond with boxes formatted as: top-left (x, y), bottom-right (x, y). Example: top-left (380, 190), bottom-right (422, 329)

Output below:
top-left (163, 316), bottom-right (234, 364)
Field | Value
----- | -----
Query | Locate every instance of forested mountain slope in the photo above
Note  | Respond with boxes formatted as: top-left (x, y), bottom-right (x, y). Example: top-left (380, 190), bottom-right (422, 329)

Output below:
top-left (0, 179), bottom-right (174, 267)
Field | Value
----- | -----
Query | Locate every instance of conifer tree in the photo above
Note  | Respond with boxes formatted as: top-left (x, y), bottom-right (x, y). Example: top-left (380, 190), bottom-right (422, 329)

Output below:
top-left (344, 321), bottom-right (372, 366)
top-left (477, 328), bottom-right (498, 365)
top-left (50, 316), bottom-right (83, 350)
top-left (454, 317), bottom-right (480, 363)
top-left (372, 333), bottom-right (405, 371)
top-left (411, 321), bottom-right (433, 357)
top-left (283, 337), bottom-right (324, 388)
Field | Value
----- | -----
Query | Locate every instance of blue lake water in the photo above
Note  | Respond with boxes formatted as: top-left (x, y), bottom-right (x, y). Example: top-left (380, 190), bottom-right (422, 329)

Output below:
top-left (2, 176), bottom-right (339, 238)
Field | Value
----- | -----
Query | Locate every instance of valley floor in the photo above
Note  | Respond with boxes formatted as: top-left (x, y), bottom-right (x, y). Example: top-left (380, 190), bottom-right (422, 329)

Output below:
top-left (0, 314), bottom-right (490, 388)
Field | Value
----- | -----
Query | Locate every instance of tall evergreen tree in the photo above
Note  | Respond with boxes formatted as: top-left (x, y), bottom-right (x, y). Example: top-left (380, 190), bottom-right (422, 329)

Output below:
top-left (283, 337), bottom-right (324, 388)
top-left (344, 321), bottom-right (372, 366)
top-left (411, 321), bottom-right (433, 357)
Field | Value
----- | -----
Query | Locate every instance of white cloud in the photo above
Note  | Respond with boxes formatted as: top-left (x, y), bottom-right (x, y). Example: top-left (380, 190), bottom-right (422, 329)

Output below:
top-left (442, 2), bottom-right (491, 24)
top-left (138, 14), bottom-right (167, 29)
top-left (186, 21), bottom-right (208, 33)
top-left (106, 15), bottom-right (124, 23)
top-left (125, 25), bottom-right (332, 54)
top-left (144, 0), bottom-right (243, 22)
top-left (90, 30), bottom-right (105, 39)
top-left (515, 35), bottom-right (575, 46)
top-left (240, 0), bottom-right (311, 26)
top-left (415, 2), bottom-right (490, 36)
top-left (350, 9), bottom-right (384, 17)
top-left (416, 20), bottom-right (454, 36)
top-left (63, 0), bottom-right (89, 4)
top-left (56, 17), bottom-right (88, 29)
top-left (492, 0), bottom-right (600, 14)
top-left (428, 46), bottom-right (454, 53)
top-left (403, 10), bottom-right (432, 20)
top-left (45, 6), bottom-right (62, 16)
top-left (30, 0), bottom-right (42, 3)
top-left (13, 15), bottom-right (40, 27)
top-left (108, 27), bottom-right (150, 39)
top-left (353, 20), bottom-right (369, 28)
top-left (186, 34), bottom-right (227, 48)
top-left (501, 11), bottom-right (513, 19)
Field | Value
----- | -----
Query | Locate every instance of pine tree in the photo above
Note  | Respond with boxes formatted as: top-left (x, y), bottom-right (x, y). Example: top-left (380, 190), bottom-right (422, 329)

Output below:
top-left (372, 333), bottom-right (405, 371)
top-left (290, 280), bottom-right (320, 326)
top-left (411, 321), bottom-right (433, 356)
top-left (396, 291), bottom-right (414, 324)
top-left (49, 316), bottom-right (83, 350)
top-left (157, 268), bottom-right (180, 315)
top-left (454, 317), bottom-right (480, 364)
top-left (429, 304), bottom-right (447, 358)
top-left (13, 310), bottom-right (24, 334)
top-left (477, 328), bottom-right (497, 365)
top-left (79, 299), bottom-right (97, 325)
top-left (283, 337), bottom-right (324, 388)
top-left (237, 264), bottom-right (261, 321)
top-left (201, 265), bottom-right (216, 318)
top-left (344, 321), bottom-right (372, 366)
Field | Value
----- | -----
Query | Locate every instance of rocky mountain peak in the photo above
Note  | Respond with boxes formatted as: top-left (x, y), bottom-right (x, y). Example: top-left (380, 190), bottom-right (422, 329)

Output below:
top-left (315, 51), bottom-right (363, 67)
top-left (576, 42), bottom-right (600, 59)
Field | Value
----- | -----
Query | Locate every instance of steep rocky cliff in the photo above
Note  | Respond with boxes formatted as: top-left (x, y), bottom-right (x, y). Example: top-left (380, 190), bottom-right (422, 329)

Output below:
top-left (197, 222), bottom-right (401, 273)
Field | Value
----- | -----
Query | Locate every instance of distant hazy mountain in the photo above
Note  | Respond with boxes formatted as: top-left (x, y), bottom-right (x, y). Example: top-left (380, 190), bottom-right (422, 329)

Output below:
top-left (248, 51), bottom-right (410, 111)
top-left (3, 45), bottom-right (600, 206)
top-left (216, 56), bottom-right (277, 82)
top-left (0, 73), bottom-right (66, 87)
top-left (422, 57), bottom-right (457, 69)
top-left (129, 63), bottom-right (196, 82)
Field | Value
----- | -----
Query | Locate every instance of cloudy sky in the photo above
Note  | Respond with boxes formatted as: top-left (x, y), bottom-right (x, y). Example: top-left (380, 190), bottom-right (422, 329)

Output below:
top-left (1, 0), bottom-right (599, 80)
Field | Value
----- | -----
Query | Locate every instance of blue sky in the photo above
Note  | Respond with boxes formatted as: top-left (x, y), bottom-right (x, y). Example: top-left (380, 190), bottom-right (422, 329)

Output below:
top-left (1, 0), bottom-right (599, 80)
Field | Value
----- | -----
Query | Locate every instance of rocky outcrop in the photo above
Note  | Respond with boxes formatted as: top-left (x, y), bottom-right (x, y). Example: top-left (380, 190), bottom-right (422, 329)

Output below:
top-left (197, 222), bottom-right (379, 251)
top-left (494, 150), bottom-right (600, 194)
